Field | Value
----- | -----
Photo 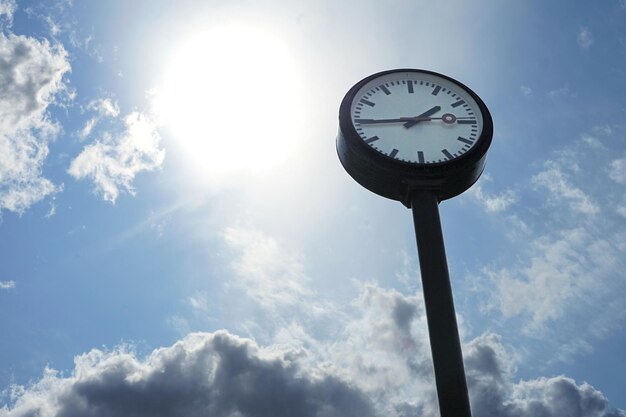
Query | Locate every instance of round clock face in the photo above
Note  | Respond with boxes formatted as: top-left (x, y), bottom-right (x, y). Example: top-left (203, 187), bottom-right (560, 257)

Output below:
top-left (350, 71), bottom-right (485, 165)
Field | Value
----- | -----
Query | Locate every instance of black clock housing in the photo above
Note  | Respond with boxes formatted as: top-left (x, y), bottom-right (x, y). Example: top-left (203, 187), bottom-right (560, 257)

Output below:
top-left (337, 69), bottom-right (493, 207)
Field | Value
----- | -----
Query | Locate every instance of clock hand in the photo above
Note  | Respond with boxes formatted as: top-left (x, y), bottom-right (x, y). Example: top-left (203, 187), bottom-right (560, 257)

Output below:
top-left (403, 106), bottom-right (441, 128)
top-left (428, 117), bottom-right (475, 120)
top-left (355, 117), bottom-right (417, 124)
top-left (355, 113), bottom-right (474, 126)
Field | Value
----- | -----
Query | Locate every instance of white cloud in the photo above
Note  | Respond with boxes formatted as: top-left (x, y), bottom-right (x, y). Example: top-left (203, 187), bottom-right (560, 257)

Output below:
top-left (482, 222), bottom-right (626, 356)
top-left (520, 85), bottom-right (533, 97)
top-left (68, 112), bottom-right (165, 203)
top-left (77, 117), bottom-right (97, 140)
top-left (467, 179), bottom-right (517, 213)
top-left (0, 280), bottom-right (15, 289)
top-left (77, 98), bottom-right (120, 140)
top-left (0, 32), bottom-right (70, 214)
top-left (548, 84), bottom-right (576, 99)
top-left (470, 133), bottom-right (626, 358)
top-left (532, 163), bottom-right (599, 216)
top-left (608, 158), bottom-right (626, 184)
top-left (86, 98), bottom-right (119, 117)
top-left (578, 26), bottom-right (594, 50)
top-left (486, 228), bottom-right (604, 327)
top-left (0, 0), bottom-right (16, 27)
top-left (222, 227), bottom-right (313, 312)
top-left (617, 196), bottom-right (626, 218)
top-left (581, 134), bottom-right (606, 150)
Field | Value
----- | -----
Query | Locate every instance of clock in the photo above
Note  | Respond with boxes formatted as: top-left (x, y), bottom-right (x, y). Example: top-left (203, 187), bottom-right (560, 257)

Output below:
top-left (337, 69), bottom-right (493, 206)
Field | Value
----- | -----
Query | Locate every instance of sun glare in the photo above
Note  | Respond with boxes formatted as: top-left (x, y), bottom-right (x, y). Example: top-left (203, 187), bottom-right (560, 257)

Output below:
top-left (157, 24), bottom-right (303, 180)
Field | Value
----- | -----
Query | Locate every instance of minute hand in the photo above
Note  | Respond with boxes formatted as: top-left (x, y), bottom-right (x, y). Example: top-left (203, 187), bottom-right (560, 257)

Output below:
top-left (355, 117), bottom-right (419, 124)
top-left (403, 106), bottom-right (441, 128)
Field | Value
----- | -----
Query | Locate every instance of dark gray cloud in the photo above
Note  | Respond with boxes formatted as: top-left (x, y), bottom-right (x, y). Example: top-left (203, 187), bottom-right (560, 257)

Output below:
top-left (465, 333), bottom-right (626, 417)
top-left (3, 288), bottom-right (625, 417)
top-left (3, 331), bottom-right (375, 417)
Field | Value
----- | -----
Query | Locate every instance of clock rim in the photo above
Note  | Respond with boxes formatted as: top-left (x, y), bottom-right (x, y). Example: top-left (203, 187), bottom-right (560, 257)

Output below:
top-left (339, 68), bottom-right (493, 171)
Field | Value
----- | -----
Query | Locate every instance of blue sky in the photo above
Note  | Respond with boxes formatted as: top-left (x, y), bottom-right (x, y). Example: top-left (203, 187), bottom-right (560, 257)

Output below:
top-left (1, 0), bottom-right (626, 416)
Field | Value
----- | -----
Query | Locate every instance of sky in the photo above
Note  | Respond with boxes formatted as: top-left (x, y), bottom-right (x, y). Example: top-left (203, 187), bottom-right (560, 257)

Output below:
top-left (1, 0), bottom-right (626, 415)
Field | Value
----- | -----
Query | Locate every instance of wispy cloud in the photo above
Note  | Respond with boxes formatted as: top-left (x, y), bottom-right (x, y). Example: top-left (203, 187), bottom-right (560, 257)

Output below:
top-left (222, 227), bottom-right (313, 312)
top-left (77, 98), bottom-right (120, 140)
top-left (578, 26), bottom-right (594, 50)
top-left (476, 130), bottom-right (626, 359)
top-left (0, 280), bottom-right (15, 289)
top-left (532, 162), bottom-right (599, 216)
top-left (485, 228), bottom-right (615, 328)
top-left (548, 84), bottom-right (576, 99)
top-left (0, 0), bottom-right (16, 27)
top-left (520, 85), bottom-right (533, 97)
top-left (467, 175), bottom-right (517, 213)
top-left (608, 158), bottom-right (626, 184)
top-left (68, 112), bottom-right (165, 203)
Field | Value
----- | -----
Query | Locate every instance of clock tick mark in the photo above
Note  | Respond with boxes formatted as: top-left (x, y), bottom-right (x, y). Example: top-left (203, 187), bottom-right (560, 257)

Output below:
top-left (451, 100), bottom-right (465, 108)
top-left (432, 86), bottom-right (442, 96)
top-left (389, 149), bottom-right (399, 158)
top-left (417, 151), bottom-right (425, 164)
top-left (457, 136), bottom-right (473, 145)
top-left (365, 136), bottom-right (380, 144)
top-left (360, 99), bottom-right (375, 107)
top-left (442, 149), bottom-right (454, 160)
top-left (407, 80), bottom-right (414, 93)
top-left (380, 85), bottom-right (391, 95)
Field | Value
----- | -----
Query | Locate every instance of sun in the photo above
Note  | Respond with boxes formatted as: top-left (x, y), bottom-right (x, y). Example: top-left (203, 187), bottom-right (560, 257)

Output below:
top-left (156, 24), bottom-right (303, 181)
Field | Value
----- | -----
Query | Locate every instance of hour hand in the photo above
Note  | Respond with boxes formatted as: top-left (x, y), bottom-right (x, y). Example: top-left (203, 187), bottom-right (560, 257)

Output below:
top-left (403, 106), bottom-right (441, 128)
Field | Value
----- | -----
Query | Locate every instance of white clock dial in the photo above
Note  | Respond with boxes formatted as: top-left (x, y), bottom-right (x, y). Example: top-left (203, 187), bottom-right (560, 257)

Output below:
top-left (350, 72), bottom-right (484, 164)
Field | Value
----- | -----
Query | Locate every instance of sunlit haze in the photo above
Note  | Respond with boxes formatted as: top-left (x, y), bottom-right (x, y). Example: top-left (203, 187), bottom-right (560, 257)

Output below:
top-left (156, 24), bottom-right (303, 178)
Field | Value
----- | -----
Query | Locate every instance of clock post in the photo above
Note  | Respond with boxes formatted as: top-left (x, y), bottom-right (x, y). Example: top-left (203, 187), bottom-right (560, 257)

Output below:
top-left (336, 69), bottom-right (493, 417)
top-left (411, 190), bottom-right (471, 417)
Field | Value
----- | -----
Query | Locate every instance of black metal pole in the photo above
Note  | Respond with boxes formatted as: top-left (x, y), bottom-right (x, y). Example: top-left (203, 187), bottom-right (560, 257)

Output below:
top-left (410, 190), bottom-right (472, 417)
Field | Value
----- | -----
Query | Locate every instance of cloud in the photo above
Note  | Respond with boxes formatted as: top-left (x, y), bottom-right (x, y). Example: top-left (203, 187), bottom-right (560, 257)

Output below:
top-left (465, 333), bottom-right (626, 417)
top-left (68, 112), bottom-right (165, 203)
top-left (578, 26), bottom-right (594, 50)
top-left (484, 228), bottom-right (612, 328)
top-left (466, 176), bottom-right (517, 213)
top-left (77, 98), bottom-right (120, 140)
top-left (616, 196), bottom-right (626, 218)
top-left (520, 85), bottom-right (533, 97)
top-left (86, 98), bottom-right (120, 118)
top-left (581, 134), bottom-right (606, 150)
top-left (4, 293), bottom-right (625, 417)
top-left (547, 84), bottom-right (577, 99)
top-left (0, 280), bottom-right (15, 289)
top-left (0, 0), bottom-right (15, 27)
top-left (0, 32), bottom-right (70, 214)
top-left (532, 163), bottom-right (599, 216)
top-left (222, 227), bottom-right (313, 312)
top-left (1, 331), bottom-right (375, 417)
top-left (474, 133), bottom-right (626, 359)
top-left (608, 158), bottom-right (626, 184)
top-left (334, 284), bottom-right (432, 386)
